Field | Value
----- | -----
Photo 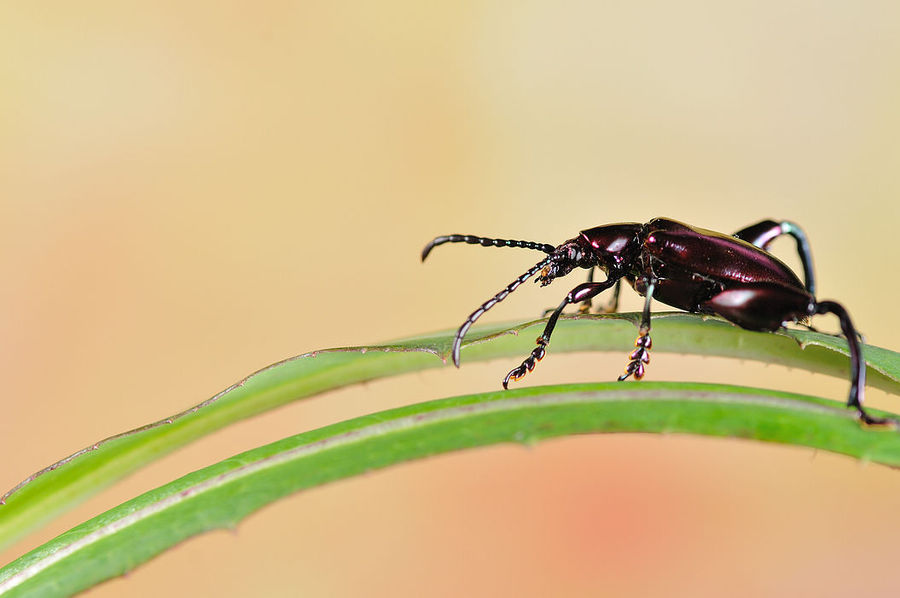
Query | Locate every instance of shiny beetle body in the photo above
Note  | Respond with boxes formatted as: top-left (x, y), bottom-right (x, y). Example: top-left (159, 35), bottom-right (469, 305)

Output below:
top-left (422, 218), bottom-right (887, 425)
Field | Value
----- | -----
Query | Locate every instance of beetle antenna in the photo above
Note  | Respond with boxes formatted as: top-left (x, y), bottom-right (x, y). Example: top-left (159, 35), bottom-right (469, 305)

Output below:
top-left (451, 256), bottom-right (553, 367)
top-left (422, 235), bottom-right (555, 262)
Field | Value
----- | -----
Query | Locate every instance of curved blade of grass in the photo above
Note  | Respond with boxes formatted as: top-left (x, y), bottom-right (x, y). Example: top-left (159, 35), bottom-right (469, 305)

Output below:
top-left (2, 381), bottom-right (900, 597)
top-left (2, 313), bottom-right (899, 551)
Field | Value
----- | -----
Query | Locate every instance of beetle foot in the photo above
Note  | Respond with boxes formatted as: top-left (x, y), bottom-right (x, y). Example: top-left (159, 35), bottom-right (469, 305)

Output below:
top-left (503, 337), bottom-right (547, 388)
top-left (618, 333), bottom-right (651, 381)
top-left (856, 410), bottom-right (898, 428)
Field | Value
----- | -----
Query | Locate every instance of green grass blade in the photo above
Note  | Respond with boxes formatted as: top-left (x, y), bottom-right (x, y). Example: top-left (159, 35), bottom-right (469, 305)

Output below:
top-left (1, 313), bottom-right (898, 551)
top-left (2, 381), bottom-right (899, 597)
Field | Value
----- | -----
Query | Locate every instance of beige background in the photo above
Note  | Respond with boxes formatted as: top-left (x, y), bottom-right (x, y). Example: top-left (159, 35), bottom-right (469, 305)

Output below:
top-left (2, 2), bottom-right (900, 596)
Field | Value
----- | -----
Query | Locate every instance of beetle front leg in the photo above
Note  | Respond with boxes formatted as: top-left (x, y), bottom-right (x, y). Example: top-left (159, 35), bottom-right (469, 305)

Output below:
top-left (578, 270), bottom-right (622, 314)
top-left (540, 268), bottom-right (611, 317)
top-left (618, 278), bottom-right (656, 381)
top-left (504, 278), bottom-right (619, 388)
top-left (576, 268), bottom-right (596, 314)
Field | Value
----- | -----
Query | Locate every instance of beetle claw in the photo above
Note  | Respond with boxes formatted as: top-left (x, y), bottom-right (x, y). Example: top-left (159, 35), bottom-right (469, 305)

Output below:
top-left (502, 367), bottom-right (525, 389)
top-left (857, 411), bottom-right (897, 427)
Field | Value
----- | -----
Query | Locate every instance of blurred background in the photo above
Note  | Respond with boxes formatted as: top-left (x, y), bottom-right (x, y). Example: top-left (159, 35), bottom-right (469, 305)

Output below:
top-left (2, 1), bottom-right (899, 596)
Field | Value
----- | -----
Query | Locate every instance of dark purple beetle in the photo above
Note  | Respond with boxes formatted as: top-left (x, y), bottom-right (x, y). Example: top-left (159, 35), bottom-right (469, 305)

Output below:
top-left (422, 218), bottom-right (888, 424)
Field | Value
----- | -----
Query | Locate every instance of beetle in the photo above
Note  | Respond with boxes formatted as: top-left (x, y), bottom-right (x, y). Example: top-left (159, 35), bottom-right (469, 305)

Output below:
top-left (422, 218), bottom-right (890, 425)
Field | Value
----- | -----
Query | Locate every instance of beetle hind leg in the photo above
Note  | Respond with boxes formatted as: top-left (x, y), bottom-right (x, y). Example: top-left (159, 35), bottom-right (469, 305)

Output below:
top-left (733, 220), bottom-right (816, 294)
top-left (814, 300), bottom-right (895, 426)
top-left (618, 278), bottom-right (656, 381)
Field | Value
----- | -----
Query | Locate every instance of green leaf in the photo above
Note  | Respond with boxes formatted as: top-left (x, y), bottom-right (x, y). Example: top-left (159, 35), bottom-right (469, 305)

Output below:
top-left (1, 313), bottom-right (898, 551)
top-left (2, 381), bottom-right (899, 597)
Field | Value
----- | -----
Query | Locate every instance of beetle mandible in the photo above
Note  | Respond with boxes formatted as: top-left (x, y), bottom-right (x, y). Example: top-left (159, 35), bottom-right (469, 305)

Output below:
top-left (422, 218), bottom-right (889, 425)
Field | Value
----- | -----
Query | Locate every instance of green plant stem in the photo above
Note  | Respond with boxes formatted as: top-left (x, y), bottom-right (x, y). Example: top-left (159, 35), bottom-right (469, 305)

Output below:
top-left (2, 381), bottom-right (899, 597)
top-left (1, 313), bottom-right (898, 552)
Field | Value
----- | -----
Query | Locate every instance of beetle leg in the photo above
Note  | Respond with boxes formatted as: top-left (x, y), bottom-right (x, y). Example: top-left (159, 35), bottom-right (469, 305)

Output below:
top-left (577, 270), bottom-right (622, 315)
top-left (596, 279), bottom-right (622, 314)
top-left (733, 220), bottom-right (816, 295)
top-left (814, 301), bottom-right (894, 426)
top-left (702, 282), bottom-right (812, 332)
top-left (576, 268), bottom-right (596, 314)
top-left (733, 224), bottom-right (865, 341)
top-left (542, 268), bottom-right (615, 316)
top-left (618, 278), bottom-right (656, 381)
top-left (504, 277), bottom-right (620, 388)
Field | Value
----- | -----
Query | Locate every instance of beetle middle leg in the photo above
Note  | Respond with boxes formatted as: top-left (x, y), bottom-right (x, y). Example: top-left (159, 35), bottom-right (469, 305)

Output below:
top-left (504, 277), bottom-right (621, 388)
top-left (598, 279), bottom-right (623, 314)
top-left (618, 277), bottom-right (656, 381)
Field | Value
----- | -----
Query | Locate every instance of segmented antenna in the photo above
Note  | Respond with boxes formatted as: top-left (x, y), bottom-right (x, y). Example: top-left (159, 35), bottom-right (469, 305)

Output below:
top-left (451, 256), bottom-right (553, 367)
top-left (422, 234), bottom-right (555, 262)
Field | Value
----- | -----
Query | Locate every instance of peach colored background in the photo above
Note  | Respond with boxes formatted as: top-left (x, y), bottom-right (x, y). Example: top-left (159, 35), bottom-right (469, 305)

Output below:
top-left (2, 2), bottom-right (900, 596)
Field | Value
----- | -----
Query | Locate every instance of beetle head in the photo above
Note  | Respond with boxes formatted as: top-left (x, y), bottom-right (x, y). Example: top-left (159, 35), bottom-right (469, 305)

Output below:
top-left (535, 238), bottom-right (594, 286)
